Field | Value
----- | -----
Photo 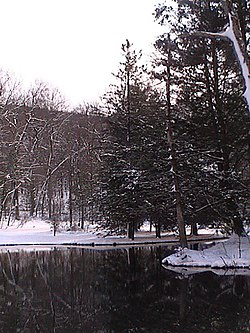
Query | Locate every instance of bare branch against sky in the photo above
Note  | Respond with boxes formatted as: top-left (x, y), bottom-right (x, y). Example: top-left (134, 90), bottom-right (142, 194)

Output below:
top-left (0, 0), bottom-right (166, 105)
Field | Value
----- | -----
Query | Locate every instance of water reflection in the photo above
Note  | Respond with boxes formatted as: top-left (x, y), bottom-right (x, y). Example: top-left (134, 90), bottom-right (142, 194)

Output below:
top-left (0, 246), bottom-right (249, 332)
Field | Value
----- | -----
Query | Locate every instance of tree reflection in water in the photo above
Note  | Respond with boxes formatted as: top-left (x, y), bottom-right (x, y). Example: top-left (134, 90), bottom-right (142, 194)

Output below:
top-left (0, 246), bottom-right (249, 332)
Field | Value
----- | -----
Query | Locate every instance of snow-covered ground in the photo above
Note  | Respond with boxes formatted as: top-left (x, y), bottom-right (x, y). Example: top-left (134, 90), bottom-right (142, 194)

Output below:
top-left (0, 218), bottom-right (223, 249)
top-left (0, 219), bottom-right (99, 246)
top-left (0, 218), bottom-right (166, 248)
top-left (162, 234), bottom-right (250, 270)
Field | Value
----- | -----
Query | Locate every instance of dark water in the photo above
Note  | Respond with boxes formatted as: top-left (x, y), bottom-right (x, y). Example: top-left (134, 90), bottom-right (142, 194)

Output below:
top-left (0, 246), bottom-right (249, 333)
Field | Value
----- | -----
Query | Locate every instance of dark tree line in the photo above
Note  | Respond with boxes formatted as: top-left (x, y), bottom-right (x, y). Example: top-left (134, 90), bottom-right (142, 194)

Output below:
top-left (0, 0), bottom-right (249, 240)
top-left (98, 0), bottom-right (249, 239)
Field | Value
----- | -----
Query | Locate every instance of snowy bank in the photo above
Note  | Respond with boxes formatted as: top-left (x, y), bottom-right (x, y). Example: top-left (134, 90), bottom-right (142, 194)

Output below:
top-left (0, 219), bottom-right (226, 251)
top-left (0, 219), bottom-right (98, 246)
top-left (163, 265), bottom-right (250, 276)
top-left (162, 234), bottom-right (250, 269)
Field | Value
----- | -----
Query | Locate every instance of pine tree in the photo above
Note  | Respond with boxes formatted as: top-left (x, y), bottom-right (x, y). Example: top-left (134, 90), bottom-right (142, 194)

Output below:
top-left (154, 0), bottom-right (249, 235)
top-left (99, 41), bottom-right (172, 238)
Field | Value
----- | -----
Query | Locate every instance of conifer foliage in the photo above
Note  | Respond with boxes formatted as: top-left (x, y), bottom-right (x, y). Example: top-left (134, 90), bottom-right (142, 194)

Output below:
top-left (99, 41), bottom-right (171, 238)
top-left (154, 0), bottom-right (249, 235)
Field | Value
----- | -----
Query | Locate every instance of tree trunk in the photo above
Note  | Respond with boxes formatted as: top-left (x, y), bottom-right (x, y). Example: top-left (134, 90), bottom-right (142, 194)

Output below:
top-left (59, 174), bottom-right (64, 217)
top-left (69, 188), bottom-right (73, 226)
top-left (47, 131), bottom-right (54, 219)
top-left (80, 203), bottom-right (85, 229)
top-left (41, 193), bottom-right (45, 218)
top-left (69, 165), bottom-right (73, 227)
top-left (128, 220), bottom-right (135, 240)
top-left (227, 197), bottom-right (244, 235)
top-left (30, 179), bottom-right (35, 217)
top-left (14, 185), bottom-right (20, 220)
top-left (190, 221), bottom-right (198, 236)
top-left (165, 45), bottom-right (187, 248)
top-left (155, 219), bottom-right (161, 238)
top-left (225, 5), bottom-right (250, 114)
top-left (124, 40), bottom-right (134, 240)
top-left (48, 178), bottom-right (52, 219)
top-left (0, 184), bottom-right (6, 222)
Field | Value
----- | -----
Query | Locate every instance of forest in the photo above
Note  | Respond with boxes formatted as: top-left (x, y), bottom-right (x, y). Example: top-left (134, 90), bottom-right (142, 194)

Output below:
top-left (0, 0), bottom-right (249, 241)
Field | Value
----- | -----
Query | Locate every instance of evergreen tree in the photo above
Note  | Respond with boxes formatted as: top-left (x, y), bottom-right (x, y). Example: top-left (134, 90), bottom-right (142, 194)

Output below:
top-left (154, 0), bottom-right (249, 234)
top-left (100, 41), bottom-right (172, 238)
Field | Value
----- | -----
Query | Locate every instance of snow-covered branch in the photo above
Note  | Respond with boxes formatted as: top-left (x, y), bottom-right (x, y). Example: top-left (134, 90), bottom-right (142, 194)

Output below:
top-left (224, 13), bottom-right (250, 113)
top-left (186, 8), bottom-right (250, 114)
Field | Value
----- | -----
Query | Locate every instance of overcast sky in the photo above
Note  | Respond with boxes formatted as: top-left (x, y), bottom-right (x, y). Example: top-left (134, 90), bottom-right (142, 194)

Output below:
top-left (0, 0), bottom-right (167, 106)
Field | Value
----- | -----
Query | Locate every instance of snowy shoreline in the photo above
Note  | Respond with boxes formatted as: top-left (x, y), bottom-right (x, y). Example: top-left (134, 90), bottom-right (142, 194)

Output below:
top-left (162, 234), bottom-right (250, 269)
top-left (2, 219), bottom-right (250, 274)
top-left (0, 219), bottom-right (226, 250)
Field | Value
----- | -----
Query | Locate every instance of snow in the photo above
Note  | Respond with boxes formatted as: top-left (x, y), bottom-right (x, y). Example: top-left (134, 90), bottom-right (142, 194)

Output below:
top-left (163, 265), bottom-right (250, 277)
top-left (0, 219), bottom-right (98, 246)
top-left (224, 13), bottom-right (250, 114)
top-left (195, 12), bottom-right (250, 114)
top-left (162, 234), bottom-right (250, 269)
top-left (0, 218), bottom-right (225, 251)
top-left (0, 218), bottom-right (175, 248)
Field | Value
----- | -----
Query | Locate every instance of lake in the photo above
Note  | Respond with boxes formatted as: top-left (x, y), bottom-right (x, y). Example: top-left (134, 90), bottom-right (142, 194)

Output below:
top-left (0, 245), bottom-right (249, 332)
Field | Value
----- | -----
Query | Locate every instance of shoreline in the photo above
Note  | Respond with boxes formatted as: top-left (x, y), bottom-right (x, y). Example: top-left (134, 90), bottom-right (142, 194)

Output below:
top-left (0, 234), bottom-right (227, 249)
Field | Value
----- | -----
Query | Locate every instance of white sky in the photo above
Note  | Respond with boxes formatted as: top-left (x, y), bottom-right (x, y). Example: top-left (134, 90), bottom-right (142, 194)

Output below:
top-left (0, 0), bottom-right (167, 106)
